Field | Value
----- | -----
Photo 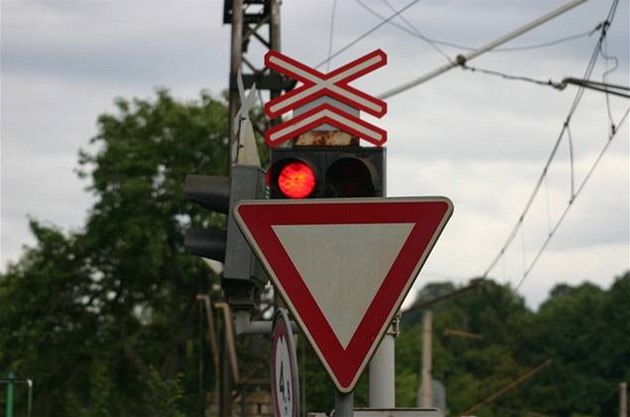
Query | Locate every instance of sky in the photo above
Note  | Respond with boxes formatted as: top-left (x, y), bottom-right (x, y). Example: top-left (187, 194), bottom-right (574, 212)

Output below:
top-left (1, 0), bottom-right (628, 310)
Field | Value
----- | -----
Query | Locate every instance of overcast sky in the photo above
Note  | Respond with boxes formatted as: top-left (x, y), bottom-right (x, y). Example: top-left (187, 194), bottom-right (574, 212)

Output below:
top-left (1, 0), bottom-right (628, 309)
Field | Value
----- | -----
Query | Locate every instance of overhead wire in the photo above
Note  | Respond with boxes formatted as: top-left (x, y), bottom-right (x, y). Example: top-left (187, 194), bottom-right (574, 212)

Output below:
top-left (512, 107), bottom-right (629, 293)
top-left (314, 0), bottom-right (423, 70)
top-left (326, 0), bottom-right (338, 72)
top-left (355, 0), bottom-right (603, 54)
top-left (600, 36), bottom-right (620, 131)
top-left (355, 0), bottom-right (453, 63)
top-left (460, 63), bottom-right (630, 97)
top-left (378, 0), bottom-right (591, 100)
top-left (481, 0), bottom-right (625, 294)
top-left (494, 24), bottom-right (603, 52)
top-left (460, 64), bottom-right (565, 90)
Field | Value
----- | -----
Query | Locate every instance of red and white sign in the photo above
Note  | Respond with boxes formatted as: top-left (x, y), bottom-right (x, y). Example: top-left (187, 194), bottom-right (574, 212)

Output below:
top-left (265, 103), bottom-right (387, 147)
top-left (271, 308), bottom-right (300, 417)
top-left (264, 50), bottom-right (388, 147)
top-left (234, 197), bottom-right (453, 392)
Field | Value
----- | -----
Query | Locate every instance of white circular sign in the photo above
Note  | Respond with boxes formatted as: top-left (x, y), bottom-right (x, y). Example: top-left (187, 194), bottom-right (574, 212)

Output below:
top-left (271, 308), bottom-right (299, 417)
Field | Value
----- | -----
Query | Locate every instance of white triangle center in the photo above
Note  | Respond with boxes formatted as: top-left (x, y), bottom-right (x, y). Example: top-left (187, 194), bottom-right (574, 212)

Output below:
top-left (272, 223), bottom-right (414, 349)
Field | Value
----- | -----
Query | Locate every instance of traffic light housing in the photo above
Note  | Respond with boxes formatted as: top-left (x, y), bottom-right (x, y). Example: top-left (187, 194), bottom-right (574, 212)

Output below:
top-left (185, 165), bottom-right (266, 308)
top-left (267, 146), bottom-right (385, 199)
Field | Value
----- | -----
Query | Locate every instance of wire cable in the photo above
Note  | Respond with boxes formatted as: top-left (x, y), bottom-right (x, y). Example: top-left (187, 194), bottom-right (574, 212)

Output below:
top-left (355, 0), bottom-right (453, 63)
top-left (460, 64), bottom-right (566, 90)
top-left (599, 36), bottom-right (620, 131)
top-left (378, 0), bottom-right (590, 100)
top-left (326, 0), bottom-right (338, 72)
top-left (482, 0), bottom-right (624, 294)
top-left (512, 106), bottom-right (629, 294)
top-left (460, 63), bottom-right (630, 97)
top-left (315, 0), bottom-right (423, 70)
top-left (355, 0), bottom-right (603, 54)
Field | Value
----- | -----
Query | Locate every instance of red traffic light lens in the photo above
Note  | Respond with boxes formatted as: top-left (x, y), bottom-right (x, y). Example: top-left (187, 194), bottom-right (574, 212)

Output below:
top-left (278, 161), bottom-right (316, 199)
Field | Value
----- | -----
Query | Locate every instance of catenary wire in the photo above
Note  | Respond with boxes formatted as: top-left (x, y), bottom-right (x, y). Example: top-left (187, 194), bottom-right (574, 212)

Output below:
top-left (460, 64), bottom-right (566, 89)
top-left (460, 63), bottom-right (630, 98)
top-left (326, 0), bottom-right (338, 72)
top-left (482, 0), bottom-right (622, 293)
top-left (512, 106), bottom-right (629, 293)
top-left (378, 0), bottom-right (591, 100)
top-left (314, 0), bottom-right (423, 70)
top-left (355, 0), bottom-right (453, 63)
top-left (600, 36), bottom-right (620, 131)
top-left (355, 0), bottom-right (603, 54)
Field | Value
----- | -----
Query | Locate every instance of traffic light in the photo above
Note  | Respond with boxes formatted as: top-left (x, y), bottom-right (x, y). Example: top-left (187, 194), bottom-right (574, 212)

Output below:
top-left (267, 146), bottom-right (385, 199)
top-left (184, 165), bottom-right (266, 308)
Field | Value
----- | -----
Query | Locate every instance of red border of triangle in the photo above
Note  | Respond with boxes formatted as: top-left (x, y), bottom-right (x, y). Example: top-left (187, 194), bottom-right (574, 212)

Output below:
top-left (234, 198), bottom-right (452, 392)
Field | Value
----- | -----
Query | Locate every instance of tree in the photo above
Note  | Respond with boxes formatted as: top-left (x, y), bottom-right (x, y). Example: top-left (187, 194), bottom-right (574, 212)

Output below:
top-left (1, 89), bottom-right (229, 416)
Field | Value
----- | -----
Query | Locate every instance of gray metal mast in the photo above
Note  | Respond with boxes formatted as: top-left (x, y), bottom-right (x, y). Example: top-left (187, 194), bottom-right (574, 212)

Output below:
top-left (225, 0), bottom-right (284, 172)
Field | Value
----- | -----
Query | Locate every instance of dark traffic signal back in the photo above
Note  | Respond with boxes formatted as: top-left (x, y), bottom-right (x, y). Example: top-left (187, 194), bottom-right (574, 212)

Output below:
top-left (184, 165), bottom-right (266, 308)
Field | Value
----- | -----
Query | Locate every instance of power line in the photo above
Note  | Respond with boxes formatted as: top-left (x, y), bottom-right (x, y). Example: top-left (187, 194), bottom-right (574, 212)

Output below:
top-left (326, 0), bottom-right (338, 72)
top-left (495, 24), bottom-right (602, 52)
top-left (511, 106), bottom-right (629, 294)
top-left (378, 0), bottom-right (590, 100)
top-left (460, 64), bottom-right (565, 89)
top-left (355, 0), bottom-right (453, 63)
top-left (315, 0), bottom-right (423, 70)
top-left (460, 64), bottom-right (630, 97)
top-left (402, 279), bottom-right (485, 315)
top-left (356, 0), bottom-right (602, 54)
top-left (481, 0), bottom-right (625, 294)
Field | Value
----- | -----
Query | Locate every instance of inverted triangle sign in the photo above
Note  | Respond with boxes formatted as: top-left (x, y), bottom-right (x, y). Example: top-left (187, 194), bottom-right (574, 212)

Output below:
top-left (234, 197), bottom-right (453, 393)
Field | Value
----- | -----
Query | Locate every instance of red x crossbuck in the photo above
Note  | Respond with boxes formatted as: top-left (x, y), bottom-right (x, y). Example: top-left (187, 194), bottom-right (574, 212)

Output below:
top-left (264, 50), bottom-right (388, 147)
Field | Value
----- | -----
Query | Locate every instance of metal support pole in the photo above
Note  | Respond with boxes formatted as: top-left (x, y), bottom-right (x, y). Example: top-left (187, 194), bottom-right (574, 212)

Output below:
top-left (335, 390), bottom-right (354, 417)
top-left (228, 0), bottom-right (244, 171)
top-left (6, 372), bottom-right (14, 417)
top-left (420, 311), bottom-right (433, 408)
top-left (369, 331), bottom-right (395, 407)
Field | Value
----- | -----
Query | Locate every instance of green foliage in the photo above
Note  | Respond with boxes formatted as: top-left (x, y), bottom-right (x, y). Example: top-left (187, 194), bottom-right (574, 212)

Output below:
top-left (398, 273), bottom-right (630, 417)
top-left (1, 89), bottom-right (229, 417)
top-left (143, 367), bottom-right (186, 417)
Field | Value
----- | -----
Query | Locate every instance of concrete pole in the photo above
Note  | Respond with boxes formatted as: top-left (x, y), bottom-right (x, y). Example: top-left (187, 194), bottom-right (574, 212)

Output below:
top-left (420, 311), bottom-right (433, 408)
top-left (369, 332), bottom-right (396, 407)
top-left (621, 382), bottom-right (628, 417)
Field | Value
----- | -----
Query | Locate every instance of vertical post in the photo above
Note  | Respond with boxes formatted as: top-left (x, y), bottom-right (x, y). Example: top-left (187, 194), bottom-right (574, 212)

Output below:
top-left (6, 372), bottom-right (14, 417)
top-left (228, 0), bottom-right (244, 172)
top-left (268, 0), bottom-right (282, 109)
top-left (621, 382), bottom-right (628, 417)
top-left (220, 323), bottom-right (233, 417)
top-left (369, 331), bottom-right (395, 407)
top-left (420, 311), bottom-right (433, 408)
top-left (269, 0), bottom-right (281, 52)
top-left (335, 391), bottom-right (354, 417)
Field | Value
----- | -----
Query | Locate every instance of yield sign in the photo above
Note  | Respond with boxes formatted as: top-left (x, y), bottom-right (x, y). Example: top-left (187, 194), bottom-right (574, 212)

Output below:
top-left (234, 197), bottom-right (453, 392)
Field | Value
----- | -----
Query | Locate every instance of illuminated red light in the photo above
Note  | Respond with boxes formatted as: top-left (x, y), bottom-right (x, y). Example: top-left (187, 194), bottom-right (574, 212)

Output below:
top-left (278, 161), bottom-right (316, 198)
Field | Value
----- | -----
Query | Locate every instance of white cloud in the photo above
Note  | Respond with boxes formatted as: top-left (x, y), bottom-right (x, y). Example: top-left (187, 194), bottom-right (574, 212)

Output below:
top-left (1, 0), bottom-right (628, 311)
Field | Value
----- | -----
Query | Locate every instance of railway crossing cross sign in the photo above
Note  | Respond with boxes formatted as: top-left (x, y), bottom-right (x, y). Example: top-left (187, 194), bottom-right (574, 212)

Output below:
top-left (234, 197), bottom-right (453, 392)
top-left (263, 49), bottom-right (388, 147)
